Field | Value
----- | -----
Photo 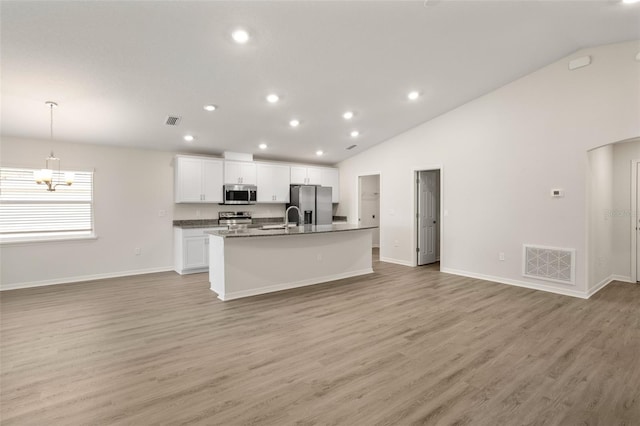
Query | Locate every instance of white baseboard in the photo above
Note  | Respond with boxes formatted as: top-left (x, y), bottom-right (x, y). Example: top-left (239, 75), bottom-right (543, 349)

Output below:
top-left (213, 268), bottom-right (374, 301)
top-left (586, 275), bottom-right (615, 298)
top-left (585, 274), bottom-right (636, 298)
top-left (380, 257), bottom-right (413, 267)
top-left (0, 266), bottom-right (174, 291)
top-left (611, 274), bottom-right (633, 283)
top-left (440, 267), bottom-right (588, 299)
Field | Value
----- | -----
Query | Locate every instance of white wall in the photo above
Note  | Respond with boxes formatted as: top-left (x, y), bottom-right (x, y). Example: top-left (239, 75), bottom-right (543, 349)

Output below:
top-left (612, 138), bottom-right (640, 280)
top-left (337, 40), bottom-right (640, 296)
top-left (587, 145), bottom-right (613, 290)
top-left (0, 137), bottom-right (286, 289)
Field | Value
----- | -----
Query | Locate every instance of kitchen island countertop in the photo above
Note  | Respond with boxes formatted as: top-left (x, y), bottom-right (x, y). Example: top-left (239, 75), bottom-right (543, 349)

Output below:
top-left (208, 224), bottom-right (375, 300)
top-left (207, 223), bottom-right (375, 238)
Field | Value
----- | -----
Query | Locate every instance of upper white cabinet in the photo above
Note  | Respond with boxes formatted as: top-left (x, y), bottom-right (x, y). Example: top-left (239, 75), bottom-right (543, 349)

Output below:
top-left (290, 166), bottom-right (322, 185)
top-left (224, 161), bottom-right (256, 185)
top-left (256, 163), bottom-right (290, 203)
top-left (175, 155), bottom-right (338, 204)
top-left (175, 155), bottom-right (223, 203)
top-left (320, 168), bottom-right (340, 203)
top-left (291, 165), bottom-right (339, 202)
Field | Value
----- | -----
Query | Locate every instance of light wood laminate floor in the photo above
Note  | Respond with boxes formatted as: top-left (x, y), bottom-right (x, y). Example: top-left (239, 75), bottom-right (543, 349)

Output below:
top-left (1, 257), bottom-right (639, 425)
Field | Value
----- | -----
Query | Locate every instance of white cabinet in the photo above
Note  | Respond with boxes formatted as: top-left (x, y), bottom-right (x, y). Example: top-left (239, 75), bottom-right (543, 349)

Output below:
top-left (256, 163), bottom-right (290, 203)
top-left (175, 156), bottom-right (223, 203)
top-left (224, 161), bottom-right (256, 185)
top-left (320, 168), bottom-right (340, 203)
top-left (291, 165), bottom-right (340, 203)
top-left (174, 227), bottom-right (227, 274)
top-left (290, 166), bottom-right (322, 185)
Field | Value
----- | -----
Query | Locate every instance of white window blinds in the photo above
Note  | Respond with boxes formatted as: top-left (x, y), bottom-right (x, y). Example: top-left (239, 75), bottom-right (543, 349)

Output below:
top-left (0, 167), bottom-right (94, 240)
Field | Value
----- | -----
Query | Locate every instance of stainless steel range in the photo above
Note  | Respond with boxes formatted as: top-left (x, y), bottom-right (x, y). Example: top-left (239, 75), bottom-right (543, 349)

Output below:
top-left (218, 211), bottom-right (252, 230)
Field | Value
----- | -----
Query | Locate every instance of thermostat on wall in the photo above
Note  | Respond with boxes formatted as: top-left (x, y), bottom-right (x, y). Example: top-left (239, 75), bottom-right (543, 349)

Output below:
top-left (551, 189), bottom-right (564, 198)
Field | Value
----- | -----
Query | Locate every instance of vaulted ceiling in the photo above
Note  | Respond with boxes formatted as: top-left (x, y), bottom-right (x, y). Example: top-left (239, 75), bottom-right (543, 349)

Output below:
top-left (2, 1), bottom-right (639, 165)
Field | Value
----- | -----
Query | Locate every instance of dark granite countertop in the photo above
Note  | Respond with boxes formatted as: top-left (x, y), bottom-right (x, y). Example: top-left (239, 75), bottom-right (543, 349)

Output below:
top-left (206, 224), bottom-right (376, 238)
top-left (173, 216), bottom-right (348, 229)
top-left (173, 219), bottom-right (221, 228)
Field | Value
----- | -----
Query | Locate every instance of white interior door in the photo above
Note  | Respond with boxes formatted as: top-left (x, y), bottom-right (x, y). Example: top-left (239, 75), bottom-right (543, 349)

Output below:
top-left (637, 163), bottom-right (640, 281)
top-left (418, 171), bottom-right (438, 265)
top-left (358, 175), bottom-right (380, 247)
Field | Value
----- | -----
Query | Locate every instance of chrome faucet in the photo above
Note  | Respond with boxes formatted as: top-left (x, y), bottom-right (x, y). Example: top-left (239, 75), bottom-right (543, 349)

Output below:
top-left (284, 205), bottom-right (302, 228)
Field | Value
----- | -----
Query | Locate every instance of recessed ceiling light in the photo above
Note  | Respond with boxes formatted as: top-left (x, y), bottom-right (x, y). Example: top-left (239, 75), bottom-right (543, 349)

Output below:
top-left (232, 29), bottom-right (250, 44)
top-left (289, 119), bottom-right (300, 127)
top-left (408, 91), bottom-right (420, 100)
top-left (259, 143), bottom-right (267, 150)
top-left (266, 94), bottom-right (280, 103)
top-left (350, 130), bottom-right (360, 138)
top-left (622, 0), bottom-right (639, 4)
top-left (203, 105), bottom-right (217, 112)
top-left (343, 111), bottom-right (354, 120)
top-left (316, 150), bottom-right (324, 156)
top-left (184, 135), bottom-right (195, 142)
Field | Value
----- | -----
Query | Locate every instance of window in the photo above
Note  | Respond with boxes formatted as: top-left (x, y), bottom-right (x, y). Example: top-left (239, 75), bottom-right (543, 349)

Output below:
top-left (0, 167), bottom-right (94, 242)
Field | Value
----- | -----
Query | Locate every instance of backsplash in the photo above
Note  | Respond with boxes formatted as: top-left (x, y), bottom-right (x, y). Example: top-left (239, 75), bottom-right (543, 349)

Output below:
top-left (173, 203), bottom-right (340, 220)
top-left (173, 203), bottom-right (287, 220)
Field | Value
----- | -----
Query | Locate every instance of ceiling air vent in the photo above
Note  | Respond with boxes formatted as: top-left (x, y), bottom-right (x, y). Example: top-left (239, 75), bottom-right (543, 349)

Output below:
top-left (346, 144), bottom-right (357, 150)
top-left (165, 115), bottom-right (182, 126)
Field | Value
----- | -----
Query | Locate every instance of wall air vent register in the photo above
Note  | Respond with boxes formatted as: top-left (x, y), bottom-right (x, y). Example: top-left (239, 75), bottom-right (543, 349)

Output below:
top-left (522, 244), bottom-right (576, 285)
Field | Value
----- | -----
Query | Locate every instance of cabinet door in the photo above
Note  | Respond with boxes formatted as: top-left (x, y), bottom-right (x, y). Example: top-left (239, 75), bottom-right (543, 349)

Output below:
top-left (240, 162), bottom-right (257, 185)
top-left (271, 164), bottom-right (290, 202)
top-left (183, 236), bottom-right (208, 269)
top-left (224, 161), bottom-right (256, 185)
top-left (175, 157), bottom-right (203, 203)
top-left (320, 168), bottom-right (340, 203)
top-left (202, 159), bottom-right (223, 203)
top-left (257, 163), bottom-right (290, 203)
top-left (306, 167), bottom-right (322, 185)
top-left (256, 163), bottom-right (276, 203)
top-left (290, 166), bottom-right (308, 185)
top-left (224, 161), bottom-right (243, 184)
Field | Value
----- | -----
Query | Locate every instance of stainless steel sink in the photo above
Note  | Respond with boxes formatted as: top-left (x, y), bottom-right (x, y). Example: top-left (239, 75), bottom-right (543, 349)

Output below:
top-left (259, 224), bottom-right (297, 230)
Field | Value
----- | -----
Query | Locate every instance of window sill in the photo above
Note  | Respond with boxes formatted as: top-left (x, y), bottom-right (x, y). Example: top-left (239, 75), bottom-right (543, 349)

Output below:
top-left (0, 234), bottom-right (98, 246)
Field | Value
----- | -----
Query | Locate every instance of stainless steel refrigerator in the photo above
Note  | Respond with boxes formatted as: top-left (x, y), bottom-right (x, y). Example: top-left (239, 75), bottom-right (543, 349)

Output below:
top-left (288, 185), bottom-right (332, 225)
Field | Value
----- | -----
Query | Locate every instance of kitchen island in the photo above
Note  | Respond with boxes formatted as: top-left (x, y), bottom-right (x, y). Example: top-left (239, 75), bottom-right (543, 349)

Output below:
top-left (207, 224), bottom-right (376, 301)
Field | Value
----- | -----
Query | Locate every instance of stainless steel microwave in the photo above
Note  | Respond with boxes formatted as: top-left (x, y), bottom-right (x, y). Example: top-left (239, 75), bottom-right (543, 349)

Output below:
top-left (223, 184), bottom-right (257, 205)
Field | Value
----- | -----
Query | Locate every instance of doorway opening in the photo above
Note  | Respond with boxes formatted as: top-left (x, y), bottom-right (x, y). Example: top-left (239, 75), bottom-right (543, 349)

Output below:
top-left (416, 169), bottom-right (441, 268)
top-left (358, 174), bottom-right (380, 250)
top-left (632, 159), bottom-right (640, 282)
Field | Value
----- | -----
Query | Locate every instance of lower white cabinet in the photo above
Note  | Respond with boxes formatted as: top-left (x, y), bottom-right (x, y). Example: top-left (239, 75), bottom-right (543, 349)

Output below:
top-left (174, 227), bottom-right (227, 274)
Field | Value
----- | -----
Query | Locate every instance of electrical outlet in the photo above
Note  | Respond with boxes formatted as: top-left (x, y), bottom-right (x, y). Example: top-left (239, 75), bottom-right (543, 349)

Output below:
top-left (499, 252), bottom-right (505, 261)
top-left (135, 248), bottom-right (141, 256)
top-left (394, 240), bottom-right (399, 247)
top-left (158, 209), bottom-right (166, 217)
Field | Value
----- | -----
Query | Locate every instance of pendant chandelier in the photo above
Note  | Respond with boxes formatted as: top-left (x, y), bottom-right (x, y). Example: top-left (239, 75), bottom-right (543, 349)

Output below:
top-left (34, 101), bottom-right (74, 191)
